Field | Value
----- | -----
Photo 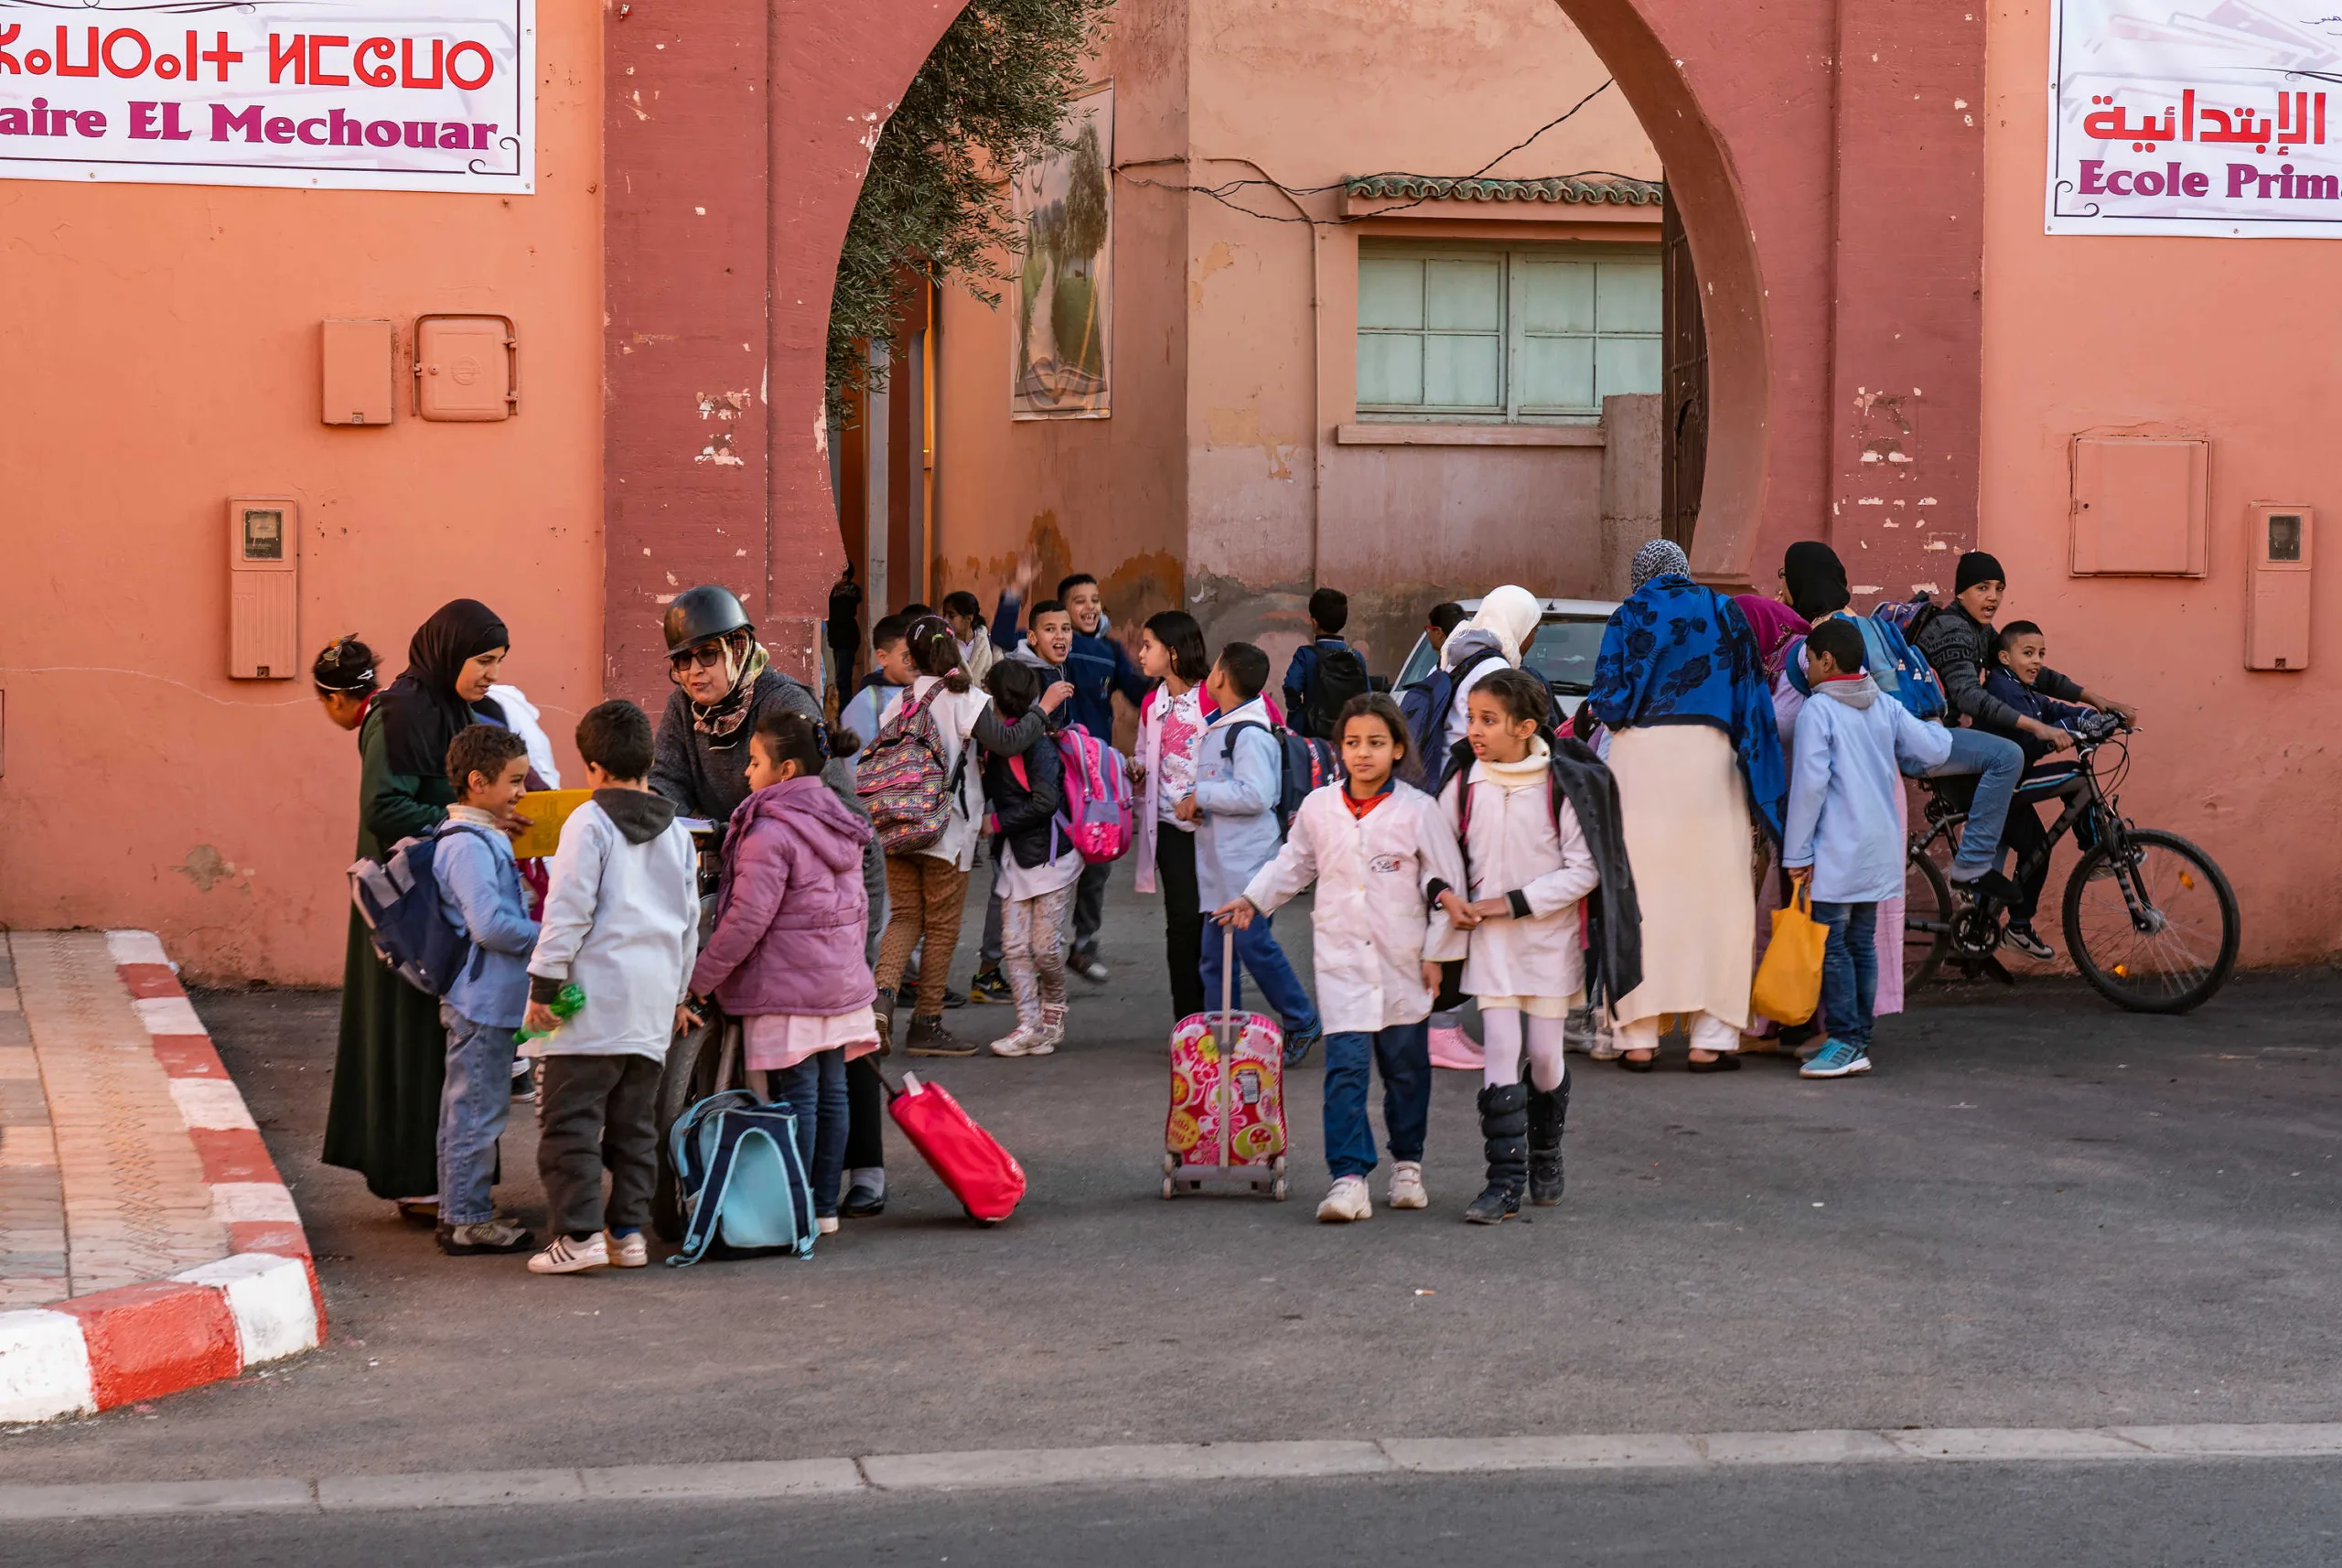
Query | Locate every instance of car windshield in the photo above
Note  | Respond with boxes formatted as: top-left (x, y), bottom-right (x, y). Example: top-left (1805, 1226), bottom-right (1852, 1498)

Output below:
top-left (1394, 614), bottom-right (1611, 694)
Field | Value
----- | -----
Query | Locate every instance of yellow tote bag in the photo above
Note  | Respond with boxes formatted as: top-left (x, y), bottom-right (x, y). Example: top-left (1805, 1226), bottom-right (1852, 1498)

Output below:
top-left (1751, 883), bottom-right (1829, 1026)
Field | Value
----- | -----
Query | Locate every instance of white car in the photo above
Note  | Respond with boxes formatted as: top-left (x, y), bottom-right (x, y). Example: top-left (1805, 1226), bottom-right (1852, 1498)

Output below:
top-left (1390, 596), bottom-right (1620, 721)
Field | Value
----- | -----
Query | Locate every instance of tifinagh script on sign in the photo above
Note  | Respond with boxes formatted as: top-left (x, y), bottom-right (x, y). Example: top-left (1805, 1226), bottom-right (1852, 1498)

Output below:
top-left (0, 2), bottom-right (533, 193)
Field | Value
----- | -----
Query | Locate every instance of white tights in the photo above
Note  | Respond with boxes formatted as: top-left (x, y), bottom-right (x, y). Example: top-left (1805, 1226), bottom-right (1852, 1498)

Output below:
top-left (1481, 1008), bottom-right (1568, 1092)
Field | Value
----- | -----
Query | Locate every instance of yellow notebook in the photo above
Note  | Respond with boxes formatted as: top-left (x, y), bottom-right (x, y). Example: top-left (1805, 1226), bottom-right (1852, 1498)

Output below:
top-left (510, 789), bottom-right (594, 861)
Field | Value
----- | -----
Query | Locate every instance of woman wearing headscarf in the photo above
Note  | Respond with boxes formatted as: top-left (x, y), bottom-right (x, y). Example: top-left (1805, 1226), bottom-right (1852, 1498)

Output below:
top-left (1585, 541), bottom-right (1787, 1070)
top-left (1434, 584), bottom-right (1546, 758)
top-left (323, 600), bottom-right (517, 1219)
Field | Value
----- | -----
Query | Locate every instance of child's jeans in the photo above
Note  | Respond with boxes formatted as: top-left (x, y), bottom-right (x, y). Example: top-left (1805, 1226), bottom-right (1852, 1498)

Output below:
top-left (1812, 900), bottom-right (1879, 1052)
top-left (536, 1053), bottom-right (661, 1239)
top-left (437, 1004), bottom-right (518, 1228)
top-left (1197, 914), bottom-right (1321, 1039)
top-left (1001, 884), bottom-right (1073, 1027)
top-left (769, 1047), bottom-right (848, 1219)
top-left (1322, 1022), bottom-right (1431, 1180)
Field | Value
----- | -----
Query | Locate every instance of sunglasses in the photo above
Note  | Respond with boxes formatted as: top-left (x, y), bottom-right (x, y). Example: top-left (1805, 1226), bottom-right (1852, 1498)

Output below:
top-left (669, 641), bottom-right (737, 671)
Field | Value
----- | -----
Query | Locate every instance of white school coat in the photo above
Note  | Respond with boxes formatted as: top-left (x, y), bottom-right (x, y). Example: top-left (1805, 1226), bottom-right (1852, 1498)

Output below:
top-left (1241, 782), bottom-right (1466, 1036)
top-left (1436, 759), bottom-right (1600, 1003)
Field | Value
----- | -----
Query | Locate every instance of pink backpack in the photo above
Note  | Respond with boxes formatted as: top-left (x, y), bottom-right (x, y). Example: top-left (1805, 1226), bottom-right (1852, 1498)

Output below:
top-left (1050, 724), bottom-right (1133, 865)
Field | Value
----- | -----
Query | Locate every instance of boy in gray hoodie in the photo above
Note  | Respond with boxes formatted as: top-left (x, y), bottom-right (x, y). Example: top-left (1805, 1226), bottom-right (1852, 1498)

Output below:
top-left (523, 700), bottom-right (701, 1274)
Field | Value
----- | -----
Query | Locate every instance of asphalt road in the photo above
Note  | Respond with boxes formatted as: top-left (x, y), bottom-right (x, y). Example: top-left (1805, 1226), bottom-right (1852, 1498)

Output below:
top-left (6, 873), bottom-right (2338, 1527)
top-left (16, 1460), bottom-right (2342, 1567)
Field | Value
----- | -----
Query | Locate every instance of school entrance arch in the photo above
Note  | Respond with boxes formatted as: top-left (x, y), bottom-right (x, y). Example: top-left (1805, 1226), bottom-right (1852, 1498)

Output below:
top-left (599, 1), bottom-right (1982, 691)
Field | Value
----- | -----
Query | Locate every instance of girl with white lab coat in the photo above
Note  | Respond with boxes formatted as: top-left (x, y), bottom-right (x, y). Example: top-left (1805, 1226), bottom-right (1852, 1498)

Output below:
top-left (1434, 667), bottom-right (1600, 1226)
top-left (1220, 695), bottom-right (1465, 1225)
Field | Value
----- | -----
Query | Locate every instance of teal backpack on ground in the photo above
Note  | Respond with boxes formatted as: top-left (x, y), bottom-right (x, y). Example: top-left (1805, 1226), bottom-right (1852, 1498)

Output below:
top-left (665, 1090), bottom-right (816, 1266)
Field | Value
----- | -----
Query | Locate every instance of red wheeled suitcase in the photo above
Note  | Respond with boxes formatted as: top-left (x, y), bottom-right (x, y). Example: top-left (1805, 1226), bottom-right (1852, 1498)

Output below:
top-left (1162, 924), bottom-right (1289, 1200)
top-left (886, 1070), bottom-right (1026, 1223)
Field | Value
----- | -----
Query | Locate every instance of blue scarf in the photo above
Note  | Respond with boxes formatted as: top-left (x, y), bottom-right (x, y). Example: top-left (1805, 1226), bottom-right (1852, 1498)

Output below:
top-left (1585, 575), bottom-right (1788, 842)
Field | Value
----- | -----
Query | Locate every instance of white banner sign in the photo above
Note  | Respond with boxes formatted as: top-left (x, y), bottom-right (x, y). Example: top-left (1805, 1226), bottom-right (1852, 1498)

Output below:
top-left (2048, 1), bottom-right (2342, 236)
top-left (0, 1), bottom-right (532, 193)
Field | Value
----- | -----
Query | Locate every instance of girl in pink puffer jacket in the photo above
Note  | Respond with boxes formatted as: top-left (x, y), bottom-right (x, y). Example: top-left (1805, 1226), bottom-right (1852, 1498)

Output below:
top-left (688, 709), bottom-right (876, 1232)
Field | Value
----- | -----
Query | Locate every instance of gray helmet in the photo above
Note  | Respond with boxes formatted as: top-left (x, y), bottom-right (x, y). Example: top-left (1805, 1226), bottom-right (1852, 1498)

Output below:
top-left (662, 585), bottom-right (752, 652)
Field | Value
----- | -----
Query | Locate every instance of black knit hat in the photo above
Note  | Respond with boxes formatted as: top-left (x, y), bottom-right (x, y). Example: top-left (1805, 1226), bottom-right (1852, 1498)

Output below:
top-left (1954, 551), bottom-right (2006, 596)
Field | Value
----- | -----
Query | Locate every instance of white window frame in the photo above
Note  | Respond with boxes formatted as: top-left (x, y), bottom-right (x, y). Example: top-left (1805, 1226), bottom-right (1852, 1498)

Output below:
top-left (1354, 240), bottom-right (1661, 424)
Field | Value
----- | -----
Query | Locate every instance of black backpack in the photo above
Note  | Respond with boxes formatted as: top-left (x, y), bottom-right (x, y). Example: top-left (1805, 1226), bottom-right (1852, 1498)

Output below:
top-left (1219, 720), bottom-right (1345, 836)
top-left (1302, 645), bottom-right (1372, 740)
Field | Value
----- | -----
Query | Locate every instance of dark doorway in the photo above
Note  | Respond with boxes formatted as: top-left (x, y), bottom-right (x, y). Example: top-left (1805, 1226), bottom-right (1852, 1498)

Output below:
top-left (1660, 195), bottom-right (1707, 549)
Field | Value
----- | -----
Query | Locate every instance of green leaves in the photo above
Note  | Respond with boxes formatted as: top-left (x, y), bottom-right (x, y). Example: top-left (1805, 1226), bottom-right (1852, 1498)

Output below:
top-left (829, 0), bottom-right (1115, 419)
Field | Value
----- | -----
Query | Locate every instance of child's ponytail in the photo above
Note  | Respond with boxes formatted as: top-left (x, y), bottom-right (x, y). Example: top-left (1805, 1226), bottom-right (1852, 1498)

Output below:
top-left (907, 615), bottom-right (971, 693)
top-left (752, 709), bottom-right (857, 777)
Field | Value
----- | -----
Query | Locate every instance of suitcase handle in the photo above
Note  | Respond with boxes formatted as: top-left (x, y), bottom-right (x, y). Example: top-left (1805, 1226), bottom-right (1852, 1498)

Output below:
top-left (1217, 920), bottom-right (1234, 1170)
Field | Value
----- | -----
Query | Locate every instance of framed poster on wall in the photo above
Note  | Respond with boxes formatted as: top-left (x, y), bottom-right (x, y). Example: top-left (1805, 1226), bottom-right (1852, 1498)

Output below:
top-left (1011, 83), bottom-right (1112, 419)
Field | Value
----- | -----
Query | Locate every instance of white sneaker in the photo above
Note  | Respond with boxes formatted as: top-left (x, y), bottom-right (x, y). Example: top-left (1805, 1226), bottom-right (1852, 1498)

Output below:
top-left (816, 1215), bottom-right (840, 1235)
top-left (1386, 1161), bottom-right (1428, 1210)
top-left (1316, 1175), bottom-right (1373, 1223)
top-left (1037, 1003), bottom-right (1068, 1051)
top-left (604, 1230), bottom-right (649, 1268)
top-left (990, 1026), bottom-right (1045, 1058)
top-left (528, 1231), bottom-right (609, 1274)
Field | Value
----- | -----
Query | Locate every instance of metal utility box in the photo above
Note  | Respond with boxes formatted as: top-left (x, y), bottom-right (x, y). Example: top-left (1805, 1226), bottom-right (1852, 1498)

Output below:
top-left (228, 497), bottom-right (299, 680)
top-left (320, 319), bottom-right (395, 425)
top-left (414, 314), bottom-right (518, 421)
top-left (2245, 503), bottom-right (2313, 671)
top-left (2070, 435), bottom-right (2208, 577)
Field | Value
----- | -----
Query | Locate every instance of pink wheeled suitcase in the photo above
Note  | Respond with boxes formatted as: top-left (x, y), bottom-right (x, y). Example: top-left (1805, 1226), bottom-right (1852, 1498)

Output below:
top-left (1161, 924), bottom-right (1289, 1200)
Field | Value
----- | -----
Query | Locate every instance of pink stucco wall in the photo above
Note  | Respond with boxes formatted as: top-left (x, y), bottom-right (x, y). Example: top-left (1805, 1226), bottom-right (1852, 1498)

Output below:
top-left (1979, 7), bottom-right (2342, 964)
top-left (931, 0), bottom-right (1660, 671)
top-left (0, 12), bottom-right (604, 985)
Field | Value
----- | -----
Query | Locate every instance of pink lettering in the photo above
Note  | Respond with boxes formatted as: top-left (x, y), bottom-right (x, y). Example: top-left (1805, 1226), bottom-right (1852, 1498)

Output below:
top-left (2079, 159), bottom-right (2107, 195)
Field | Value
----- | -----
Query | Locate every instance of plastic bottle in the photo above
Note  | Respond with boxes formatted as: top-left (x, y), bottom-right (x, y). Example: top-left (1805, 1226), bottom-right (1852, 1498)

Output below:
top-left (513, 983), bottom-right (586, 1045)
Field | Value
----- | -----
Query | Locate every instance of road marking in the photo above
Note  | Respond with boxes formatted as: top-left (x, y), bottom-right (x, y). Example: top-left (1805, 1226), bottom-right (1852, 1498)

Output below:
top-left (3, 1423), bottom-right (2339, 1520)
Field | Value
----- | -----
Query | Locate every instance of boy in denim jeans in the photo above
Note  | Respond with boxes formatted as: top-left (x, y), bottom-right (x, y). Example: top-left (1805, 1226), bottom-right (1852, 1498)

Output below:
top-left (1782, 619), bottom-right (1951, 1079)
top-left (433, 725), bottom-right (542, 1255)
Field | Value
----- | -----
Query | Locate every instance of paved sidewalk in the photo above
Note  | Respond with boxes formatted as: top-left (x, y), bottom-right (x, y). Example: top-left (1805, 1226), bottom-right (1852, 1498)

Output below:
top-left (0, 932), bottom-right (321, 1423)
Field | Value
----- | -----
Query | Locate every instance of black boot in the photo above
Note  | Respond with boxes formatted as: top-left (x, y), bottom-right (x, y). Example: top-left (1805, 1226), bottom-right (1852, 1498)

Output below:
top-left (1526, 1074), bottom-right (1569, 1207)
top-left (905, 1014), bottom-right (977, 1058)
top-left (1464, 1084), bottom-right (1529, 1225)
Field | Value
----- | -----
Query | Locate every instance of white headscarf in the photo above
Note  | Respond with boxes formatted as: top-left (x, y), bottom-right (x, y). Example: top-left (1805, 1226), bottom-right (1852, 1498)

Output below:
top-left (1444, 584), bottom-right (1542, 671)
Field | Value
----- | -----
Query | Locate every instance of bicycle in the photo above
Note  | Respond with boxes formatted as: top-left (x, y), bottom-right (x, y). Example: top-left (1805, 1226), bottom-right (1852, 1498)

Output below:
top-left (1902, 719), bottom-right (2240, 1014)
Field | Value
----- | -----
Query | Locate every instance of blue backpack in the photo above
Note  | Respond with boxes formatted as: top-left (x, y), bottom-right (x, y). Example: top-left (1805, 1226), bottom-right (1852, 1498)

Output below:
top-left (346, 824), bottom-right (499, 996)
top-left (1397, 668), bottom-right (1462, 787)
top-left (1786, 608), bottom-right (1947, 722)
top-left (1219, 719), bottom-right (1344, 836)
top-left (666, 1090), bottom-right (817, 1266)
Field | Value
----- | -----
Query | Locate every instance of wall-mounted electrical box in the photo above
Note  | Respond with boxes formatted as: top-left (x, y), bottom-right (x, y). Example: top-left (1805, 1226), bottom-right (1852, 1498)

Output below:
top-left (2245, 503), bottom-right (2313, 671)
top-left (414, 314), bottom-right (518, 421)
top-left (2070, 435), bottom-right (2208, 576)
top-left (229, 497), bottom-right (299, 680)
top-left (320, 318), bottom-right (395, 425)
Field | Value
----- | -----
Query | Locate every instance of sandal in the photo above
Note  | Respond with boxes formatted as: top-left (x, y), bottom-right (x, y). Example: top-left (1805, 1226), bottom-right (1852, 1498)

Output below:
top-left (1687, 1053), bottom-right (1742, 1074)
top-left (1618, 1053), bottom-right (1657, 1073)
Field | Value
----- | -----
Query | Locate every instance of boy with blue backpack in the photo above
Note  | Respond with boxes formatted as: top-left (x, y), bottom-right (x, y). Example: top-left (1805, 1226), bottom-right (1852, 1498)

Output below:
top-left (430, 725), bottom-right (543, 1256)
top-left (1178, 641), bottom-right (1324, 1064)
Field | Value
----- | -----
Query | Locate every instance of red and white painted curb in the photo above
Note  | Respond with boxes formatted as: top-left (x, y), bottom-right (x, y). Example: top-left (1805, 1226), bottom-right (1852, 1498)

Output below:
top-left (0, 931), bottom-right (325, 1424)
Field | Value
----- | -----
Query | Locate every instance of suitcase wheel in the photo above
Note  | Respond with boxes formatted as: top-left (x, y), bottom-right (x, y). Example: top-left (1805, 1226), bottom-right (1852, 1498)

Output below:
top-left (1161, 1152), bottom-right (1179, 1176)
top-left (1271, 1176), bottom-right (1289, 1202)
top-left (1161, 1176), bottom-right (1176, 1200)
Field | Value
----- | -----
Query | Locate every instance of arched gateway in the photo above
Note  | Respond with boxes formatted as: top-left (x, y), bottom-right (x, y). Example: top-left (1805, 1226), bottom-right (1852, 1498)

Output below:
top-left (600, 1), bottom-right (1982, 690)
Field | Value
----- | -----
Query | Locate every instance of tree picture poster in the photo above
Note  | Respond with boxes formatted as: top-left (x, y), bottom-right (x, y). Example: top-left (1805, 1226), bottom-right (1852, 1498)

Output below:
top-left (1011, 83), bottom-right (1111, 419)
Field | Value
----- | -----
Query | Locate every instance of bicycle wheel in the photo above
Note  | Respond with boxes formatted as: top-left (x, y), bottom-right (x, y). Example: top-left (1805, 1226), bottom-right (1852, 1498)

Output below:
top-left (2061, 828), bottom-right (2240, 1014)
top-left (1903, 844), bottom-right (1955, 989)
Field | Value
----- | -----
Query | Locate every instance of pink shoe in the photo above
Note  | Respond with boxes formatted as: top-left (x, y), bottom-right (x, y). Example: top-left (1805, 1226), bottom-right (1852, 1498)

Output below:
top-left (1427, 1024), bottom-right (1483, 1071)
